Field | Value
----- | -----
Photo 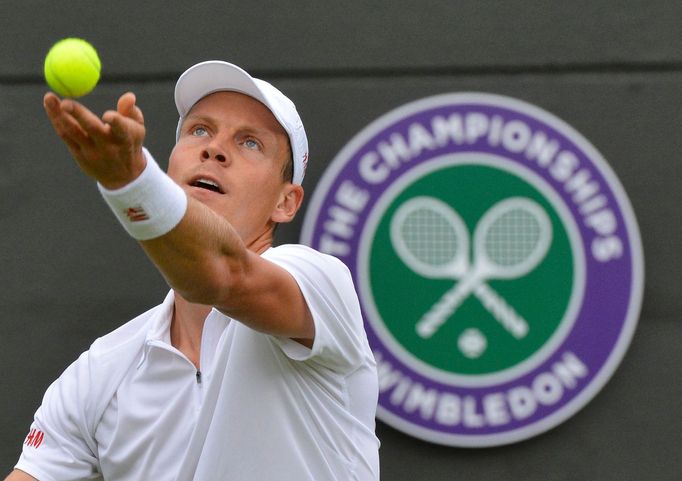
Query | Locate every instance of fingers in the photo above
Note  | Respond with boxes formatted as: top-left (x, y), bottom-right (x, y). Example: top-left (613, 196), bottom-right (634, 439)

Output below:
top-left (44, 92), bottom-right (110, 142)
top-left (64, 99), bottom-right (110, 139)
top-left (103, 111), bottom-right (141, 143)
top-left (117, 92), bottom-right (135, 115)
top-left (103, 92), bottom-right (145, 143)
top-left (43, 91), bottom-right (149, 187)
top-left (43, 92), bottom-right (92, 150)
top-left (117, 92), bottom-right (145, 124)
top-left (43, 92), bottom-right (61, 114)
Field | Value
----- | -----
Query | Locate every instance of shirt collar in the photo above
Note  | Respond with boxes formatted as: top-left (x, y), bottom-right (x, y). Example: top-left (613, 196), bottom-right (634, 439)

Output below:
top-left (146, 290), bottom-right (175, 344)
top-left (137, 290), bottom-right (175, 368)
top-left (136, 290), bottom-right (232, 371)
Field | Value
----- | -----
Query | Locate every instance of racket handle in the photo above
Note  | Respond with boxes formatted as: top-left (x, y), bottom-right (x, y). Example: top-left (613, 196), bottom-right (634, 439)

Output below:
top-left (473, 283), bottom-right (529, 339)
top-left (416, 279), bottom-right (475, 338)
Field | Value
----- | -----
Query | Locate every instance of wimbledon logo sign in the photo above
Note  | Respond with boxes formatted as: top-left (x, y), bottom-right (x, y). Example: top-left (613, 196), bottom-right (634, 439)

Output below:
top-left (300, 93), bottom-right (644, 447)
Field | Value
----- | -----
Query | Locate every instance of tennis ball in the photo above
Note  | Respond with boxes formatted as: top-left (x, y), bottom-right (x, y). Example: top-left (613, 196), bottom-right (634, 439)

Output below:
top-left (44, 38), bottom-right (101, 98)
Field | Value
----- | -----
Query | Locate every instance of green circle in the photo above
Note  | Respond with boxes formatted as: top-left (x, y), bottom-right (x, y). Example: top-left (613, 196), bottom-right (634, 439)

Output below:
top-left (369, 163), bottom-right (573, 375)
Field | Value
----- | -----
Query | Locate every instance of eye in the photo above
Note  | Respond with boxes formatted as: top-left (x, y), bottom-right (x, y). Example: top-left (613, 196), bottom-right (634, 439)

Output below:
top-left (191, 126), bottom-right (209, 137)
top-left (244, 138), bottom-right (261, 150)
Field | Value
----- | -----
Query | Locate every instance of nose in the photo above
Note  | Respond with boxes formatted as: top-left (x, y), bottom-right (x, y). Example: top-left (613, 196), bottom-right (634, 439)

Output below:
top-left (201, 144), bottom-right (227, 163)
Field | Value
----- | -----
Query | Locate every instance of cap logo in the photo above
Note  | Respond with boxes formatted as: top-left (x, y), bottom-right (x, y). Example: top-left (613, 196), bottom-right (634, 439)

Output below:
top-left (301, 93), bottom-right (643, 447)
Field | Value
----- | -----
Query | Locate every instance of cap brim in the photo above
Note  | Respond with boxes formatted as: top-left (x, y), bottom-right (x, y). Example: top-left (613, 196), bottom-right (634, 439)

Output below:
top-left (175, 61), bottom-right (269, 118)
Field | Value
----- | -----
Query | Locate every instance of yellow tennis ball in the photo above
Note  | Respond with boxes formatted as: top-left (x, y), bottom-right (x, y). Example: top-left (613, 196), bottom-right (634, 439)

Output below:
top-left (44, 38), bottom-right (101, 98)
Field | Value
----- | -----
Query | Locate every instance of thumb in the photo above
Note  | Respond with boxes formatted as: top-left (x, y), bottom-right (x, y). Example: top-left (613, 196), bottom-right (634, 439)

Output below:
top-left (117, 92), bottom-right (144, 124)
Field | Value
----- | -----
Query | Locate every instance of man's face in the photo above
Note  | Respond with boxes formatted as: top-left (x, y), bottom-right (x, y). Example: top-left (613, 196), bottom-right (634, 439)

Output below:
top-left (168, 91), bottom-right (293, 245)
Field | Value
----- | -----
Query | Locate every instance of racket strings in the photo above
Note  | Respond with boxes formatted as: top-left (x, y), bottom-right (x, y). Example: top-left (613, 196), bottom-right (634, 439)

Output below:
top-left (401, 208), bottom-right (460, 267)
top-left (484, 208), bottom-right (542, 267)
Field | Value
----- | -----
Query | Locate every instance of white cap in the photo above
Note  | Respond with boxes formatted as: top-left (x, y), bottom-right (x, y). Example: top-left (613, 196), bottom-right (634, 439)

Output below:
top-left (174, 60), bottom-right (309, 185)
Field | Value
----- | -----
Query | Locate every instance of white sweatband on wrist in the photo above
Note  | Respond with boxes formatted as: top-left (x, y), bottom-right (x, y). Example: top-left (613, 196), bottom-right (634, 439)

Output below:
top-left (97, 147), bottom-right (188, 241)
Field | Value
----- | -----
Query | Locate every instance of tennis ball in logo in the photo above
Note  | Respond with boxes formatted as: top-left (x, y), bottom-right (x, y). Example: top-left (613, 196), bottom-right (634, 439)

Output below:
top-left (458, 328), bottom-right (487, 358)
top-left (44, 38), bottom-right (101, 98)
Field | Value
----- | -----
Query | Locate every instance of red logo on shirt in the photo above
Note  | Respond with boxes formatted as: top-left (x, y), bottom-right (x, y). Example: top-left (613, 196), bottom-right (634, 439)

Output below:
top-left (24, 428), bottom-right (44, 448)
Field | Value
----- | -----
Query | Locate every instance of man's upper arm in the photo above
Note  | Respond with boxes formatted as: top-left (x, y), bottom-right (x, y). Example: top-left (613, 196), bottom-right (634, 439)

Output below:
top-left (263, 245), bottom-right (371, 371)
top-left (220, 250), bottom-right (314, 340)
top-left (4, 469), bottom-right (38, 481)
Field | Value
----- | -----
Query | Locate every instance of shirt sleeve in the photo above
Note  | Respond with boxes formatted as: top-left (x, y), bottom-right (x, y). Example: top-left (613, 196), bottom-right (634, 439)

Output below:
top-left (262, 244), bottom-right (372, 373)
top-left (15, 351), bottom-right (101, 481)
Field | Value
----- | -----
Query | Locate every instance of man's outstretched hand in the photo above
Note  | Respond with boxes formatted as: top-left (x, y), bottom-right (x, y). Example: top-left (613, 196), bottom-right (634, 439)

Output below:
top-left (43, 92), bottom-right (147, 190)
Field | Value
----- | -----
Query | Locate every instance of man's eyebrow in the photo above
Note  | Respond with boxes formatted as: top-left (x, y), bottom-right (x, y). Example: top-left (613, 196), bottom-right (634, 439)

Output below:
top-left (183, 113), bottom-right (214, 124)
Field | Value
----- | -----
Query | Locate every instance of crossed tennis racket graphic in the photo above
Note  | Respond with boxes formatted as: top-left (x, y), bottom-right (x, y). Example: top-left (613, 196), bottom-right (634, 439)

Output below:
top-left (390, 196), bottom-right (553, 344)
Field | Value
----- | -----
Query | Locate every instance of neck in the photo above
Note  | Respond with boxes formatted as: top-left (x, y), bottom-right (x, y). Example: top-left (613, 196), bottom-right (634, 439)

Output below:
top-left (171, 293), bottom-right (212, 369)
top-left (245, 226), bottom-right (275, 254)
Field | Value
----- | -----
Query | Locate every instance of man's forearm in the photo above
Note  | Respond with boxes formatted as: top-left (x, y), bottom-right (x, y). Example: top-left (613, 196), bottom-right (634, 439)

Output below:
top-left (4, 469), bottom-right (38, 481)
top-left (140, 194), bottom-right (249, 306)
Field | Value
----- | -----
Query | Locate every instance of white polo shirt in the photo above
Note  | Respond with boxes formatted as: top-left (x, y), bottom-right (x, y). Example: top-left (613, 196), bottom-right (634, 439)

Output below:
top-left (16, 244), bottom-right (380, 481)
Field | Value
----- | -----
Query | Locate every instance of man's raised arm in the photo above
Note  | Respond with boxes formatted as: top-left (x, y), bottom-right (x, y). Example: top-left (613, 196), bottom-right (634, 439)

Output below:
top-left (43, 92), bottom-right (313, 341)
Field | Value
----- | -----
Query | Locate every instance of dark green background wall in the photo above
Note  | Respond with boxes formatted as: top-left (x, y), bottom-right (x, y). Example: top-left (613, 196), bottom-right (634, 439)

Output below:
top-left (1, 1), bottom-right (680, 479)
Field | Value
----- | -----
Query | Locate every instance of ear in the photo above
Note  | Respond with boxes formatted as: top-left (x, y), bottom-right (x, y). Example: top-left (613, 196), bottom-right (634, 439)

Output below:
top-left (271, 184), bottom-right (304, 224)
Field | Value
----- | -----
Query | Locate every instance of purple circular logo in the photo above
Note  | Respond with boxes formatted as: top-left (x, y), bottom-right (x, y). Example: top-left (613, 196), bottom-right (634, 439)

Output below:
top-left (301, 93), bottom-right (644, 446)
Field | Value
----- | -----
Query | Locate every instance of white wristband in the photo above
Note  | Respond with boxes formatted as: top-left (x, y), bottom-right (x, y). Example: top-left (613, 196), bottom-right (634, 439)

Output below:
top-left (98, 147), bottom-right (188, 240)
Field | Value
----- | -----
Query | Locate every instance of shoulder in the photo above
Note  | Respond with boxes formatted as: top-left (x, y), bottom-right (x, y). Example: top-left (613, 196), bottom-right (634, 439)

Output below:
top-left (88, 303), bottom-right (161, 360)
top-left (263, 244), bottom-right (358, 304)
top-left (265, 245), bottom-right (372, 370)
top-left (263, 244), bottom-right (351, 276)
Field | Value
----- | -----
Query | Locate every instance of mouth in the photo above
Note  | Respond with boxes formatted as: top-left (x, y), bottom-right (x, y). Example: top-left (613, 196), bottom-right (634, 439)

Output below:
top-left (189, 177), bottom-right (225, 194)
